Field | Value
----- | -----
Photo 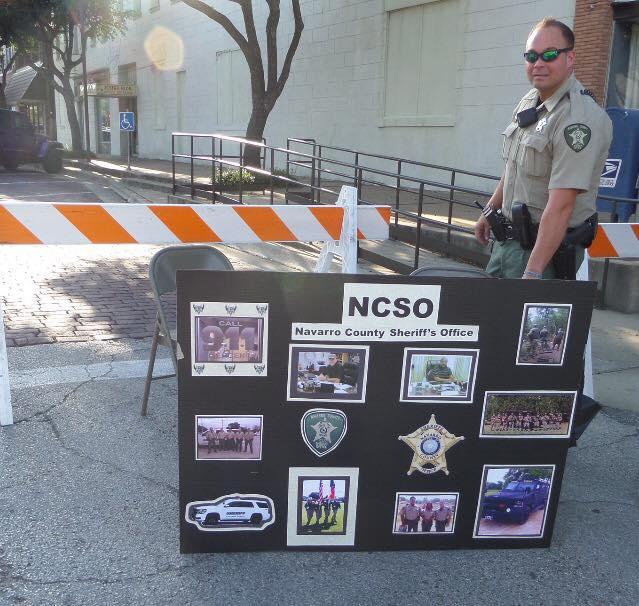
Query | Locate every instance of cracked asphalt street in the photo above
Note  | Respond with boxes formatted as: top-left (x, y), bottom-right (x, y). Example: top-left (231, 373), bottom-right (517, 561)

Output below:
top-left (1, 338), bottom-right (638, 605)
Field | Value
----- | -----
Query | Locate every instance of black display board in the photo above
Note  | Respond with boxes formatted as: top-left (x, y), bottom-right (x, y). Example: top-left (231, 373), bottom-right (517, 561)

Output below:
top-left (177, 272), bottom-right (595, 552)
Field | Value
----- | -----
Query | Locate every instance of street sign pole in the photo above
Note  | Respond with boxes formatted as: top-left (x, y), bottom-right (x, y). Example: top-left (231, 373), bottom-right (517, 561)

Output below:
top-left (0, 304), bottom-right (13, 426)
top-left (119, 111), bottom-right (135, 172)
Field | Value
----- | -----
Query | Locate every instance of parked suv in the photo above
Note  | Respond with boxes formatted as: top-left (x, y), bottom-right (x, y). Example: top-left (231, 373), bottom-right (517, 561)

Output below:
top-left (482, 479), bottom-right (550, 524)
top-left (187, 496), bottom-right (274, 528)
top-left (0, 109), bottom-right (63, 173)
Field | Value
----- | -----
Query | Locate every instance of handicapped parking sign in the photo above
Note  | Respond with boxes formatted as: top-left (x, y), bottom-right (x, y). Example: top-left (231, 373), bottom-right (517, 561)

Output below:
top-left (119, 112), bottom-right (135, 132)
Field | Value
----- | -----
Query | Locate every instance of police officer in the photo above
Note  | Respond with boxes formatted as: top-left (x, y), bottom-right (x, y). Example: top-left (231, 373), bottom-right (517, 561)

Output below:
top-left (433, 500), bottom-right (453, 532)
top-left (474, 17), bottom-right (612, 279)
top-left (400, 496), bottom-right (421, 532)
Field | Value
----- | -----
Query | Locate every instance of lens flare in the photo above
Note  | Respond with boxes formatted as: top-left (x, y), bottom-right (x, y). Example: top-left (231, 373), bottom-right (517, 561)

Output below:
top-left (144, 26), bottom-right (184, 71)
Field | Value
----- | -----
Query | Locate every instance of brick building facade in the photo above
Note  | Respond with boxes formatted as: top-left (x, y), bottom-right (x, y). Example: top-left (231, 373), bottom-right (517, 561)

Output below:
top-left (573, 0), bottom-right (615, 105)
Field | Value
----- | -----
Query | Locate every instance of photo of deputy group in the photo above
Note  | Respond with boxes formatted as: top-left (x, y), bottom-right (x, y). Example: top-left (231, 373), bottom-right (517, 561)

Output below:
top-left (393, 493), bottom-right (459, 534)
top-left (474, 465), bottom-right (555, 538)
top-left (298, 478), bottom-right (348, 536)
top-left (287, 344), bottom-right (369, 403)
top-left (516, 304), bottom-right (571, 366)
top-left (194, 316), bottom-right (264, 364)
top-left (400, 348), bottom-right (478, 404)
top-left (480, 391), bottom-right (577, 438)
top-left (195, 415), bottom-right (262, 461)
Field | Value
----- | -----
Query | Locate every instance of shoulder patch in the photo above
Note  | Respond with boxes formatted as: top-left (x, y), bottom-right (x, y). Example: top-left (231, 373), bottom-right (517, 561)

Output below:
top-left (564, 123), bottom-right (591, 152)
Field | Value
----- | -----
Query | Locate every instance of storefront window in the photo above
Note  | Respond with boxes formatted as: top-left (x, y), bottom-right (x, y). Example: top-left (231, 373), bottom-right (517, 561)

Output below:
top-left (96, 97), bottom-right (111, 155)
top-left (607, 4), bottom-right (639, 108)
top-left (625, 24), bottom-right (639, 107)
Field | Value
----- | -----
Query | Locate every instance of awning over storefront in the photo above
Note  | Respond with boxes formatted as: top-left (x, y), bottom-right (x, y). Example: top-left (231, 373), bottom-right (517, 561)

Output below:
top-left (4, 65), bottom-right (39, 107)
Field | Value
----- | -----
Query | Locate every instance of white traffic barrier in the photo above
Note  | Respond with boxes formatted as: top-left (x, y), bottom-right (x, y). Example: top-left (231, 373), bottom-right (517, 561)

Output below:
top-left (579, 222), bottom-right (639, 398)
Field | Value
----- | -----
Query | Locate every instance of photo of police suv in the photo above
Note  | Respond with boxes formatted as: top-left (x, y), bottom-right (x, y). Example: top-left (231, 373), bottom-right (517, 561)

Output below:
top-left (186, 495), bottom-right (275, 532)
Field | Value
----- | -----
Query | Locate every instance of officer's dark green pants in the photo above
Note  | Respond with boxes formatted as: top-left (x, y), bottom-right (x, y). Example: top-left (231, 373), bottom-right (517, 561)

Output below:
top-left (485, 240), bottom-right (584, 279)
top-left (485, 240), bottom-right (555, 278)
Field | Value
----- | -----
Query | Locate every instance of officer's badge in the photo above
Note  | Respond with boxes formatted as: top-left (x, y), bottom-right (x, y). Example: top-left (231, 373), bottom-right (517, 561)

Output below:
top-left (301, 409), bottom-right (347, 457)
top-left (193, 364), bottom-right (205, 375)
top-left (564, 123), bottom-right (591, 152)
top-left (224, 363), bottom-right (236, 375)
top-left (398, 414), bottom-right (464, 476)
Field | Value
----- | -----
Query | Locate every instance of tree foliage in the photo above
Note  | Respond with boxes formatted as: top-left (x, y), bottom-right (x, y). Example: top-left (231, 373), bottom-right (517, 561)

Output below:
top-left (502, 466), bottom-right (553, 486)
top-left (0, 2), bottom-right (33, 107)
top-left (522, 305), bottom-right (570, 335)
top-left (1, 0), bottom-right (130, 149)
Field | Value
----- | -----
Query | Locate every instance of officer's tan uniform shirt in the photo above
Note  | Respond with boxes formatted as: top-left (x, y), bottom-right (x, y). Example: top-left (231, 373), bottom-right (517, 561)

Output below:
top-left (501, 75), bottom-right (612, 227)
top-left (402, 504), bottom-right (420, 521)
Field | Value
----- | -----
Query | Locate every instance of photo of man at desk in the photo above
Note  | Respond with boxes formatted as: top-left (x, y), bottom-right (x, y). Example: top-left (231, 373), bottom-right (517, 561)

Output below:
top-left (401, 348), bottom-right (479, 404)
top-left (426, 357), bottom-right (458, 383)
top-left (288, 345), bottom-right (369, 403)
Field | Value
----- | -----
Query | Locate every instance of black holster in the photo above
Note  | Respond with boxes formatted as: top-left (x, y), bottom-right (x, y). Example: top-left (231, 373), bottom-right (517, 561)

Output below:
top-left (551, 213), bottom-right (598, 280)
top-left (552, 245), bottom-right (577, 280)
top-left (511, 203), bottom-right (534, 250)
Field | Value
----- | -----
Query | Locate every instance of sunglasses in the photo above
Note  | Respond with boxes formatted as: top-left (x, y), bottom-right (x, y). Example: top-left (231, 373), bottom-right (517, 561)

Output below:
top-left (524, 47), bottom-right (573, 63)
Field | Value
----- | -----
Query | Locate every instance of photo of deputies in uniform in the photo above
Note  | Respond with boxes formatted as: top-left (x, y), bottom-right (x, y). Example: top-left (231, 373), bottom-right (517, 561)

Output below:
top-left (393, 493), bottom-right (458, 534)
top-left (480, 391), bottom-right (577, 438)
top-left (400, 348), bottom-right (478, 403)
top-left (288, 344), bottom-right (369, 403)
top-left (298, 478), bottom-right (348, 535)
top-left (474, 466), bottom-right (555, 538)
top-left (474, 18), bottom-right (612, 281)
top-left (195, 415), bottom-right (262, 461)
top-left (516, 303), bottom-right (571, 365)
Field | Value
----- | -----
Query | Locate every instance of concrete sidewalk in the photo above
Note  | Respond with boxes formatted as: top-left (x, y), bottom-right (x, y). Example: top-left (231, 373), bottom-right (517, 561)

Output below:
top-left (0, 339), bottom-right (637, 605)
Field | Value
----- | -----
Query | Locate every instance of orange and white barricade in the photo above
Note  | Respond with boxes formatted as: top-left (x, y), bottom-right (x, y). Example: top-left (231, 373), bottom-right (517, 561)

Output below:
top-left (0, 187), bottom-right (390, 425)
top-left (578, 223), bottom-right (639, 398)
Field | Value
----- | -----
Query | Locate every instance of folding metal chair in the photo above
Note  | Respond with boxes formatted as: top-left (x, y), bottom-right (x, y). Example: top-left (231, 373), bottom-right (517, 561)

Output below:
top-left (410, 265), bottom-right (493, 278)
top-left (141, 245), bottom-right (233, 415)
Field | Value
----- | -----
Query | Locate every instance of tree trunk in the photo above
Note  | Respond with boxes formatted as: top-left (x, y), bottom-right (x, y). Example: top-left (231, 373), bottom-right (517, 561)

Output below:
top-left (243, 102), bottom-right (268, 169)
top-left (0, 84), bottom-right (7, 110)
top-left (60, 78), bottom-right (83, 153)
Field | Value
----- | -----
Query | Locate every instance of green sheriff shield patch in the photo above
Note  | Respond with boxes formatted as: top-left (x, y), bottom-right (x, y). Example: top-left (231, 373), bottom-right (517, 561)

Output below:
top-left (301, 409), bottom-right (347, 457)
top-left (564, 123), bottom-right (591, 152)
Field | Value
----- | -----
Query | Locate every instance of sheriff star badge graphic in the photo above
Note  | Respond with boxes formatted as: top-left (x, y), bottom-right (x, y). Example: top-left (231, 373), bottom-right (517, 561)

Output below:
top-left (311, 419), bottom-right (337, 447)
top-left (398, 414), bottom-right (464, 476)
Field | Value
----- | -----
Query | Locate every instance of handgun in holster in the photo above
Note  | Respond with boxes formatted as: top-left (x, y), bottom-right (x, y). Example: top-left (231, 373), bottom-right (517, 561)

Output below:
top-left (511, 203), bottom-right (535, 250)
top-left (552, 213), bottom-right (598, 280)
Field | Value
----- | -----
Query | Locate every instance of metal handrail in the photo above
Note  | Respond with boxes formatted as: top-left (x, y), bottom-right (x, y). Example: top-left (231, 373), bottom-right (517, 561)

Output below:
top-left (170, 132), bottom-right (637, 276)
top-left (287, 137), bottom-right (501, 182)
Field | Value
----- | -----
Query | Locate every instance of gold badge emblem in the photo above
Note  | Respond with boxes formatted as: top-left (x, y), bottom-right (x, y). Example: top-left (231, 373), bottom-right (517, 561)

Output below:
top-left (398, 414), bottom-right (464, 476)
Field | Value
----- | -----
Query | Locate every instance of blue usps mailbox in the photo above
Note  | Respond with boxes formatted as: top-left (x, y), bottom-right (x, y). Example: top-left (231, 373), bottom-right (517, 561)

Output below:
top-left (119, 111), bottom-right (135, 132)
top-left (596, 108), bottom-right (639, 222)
